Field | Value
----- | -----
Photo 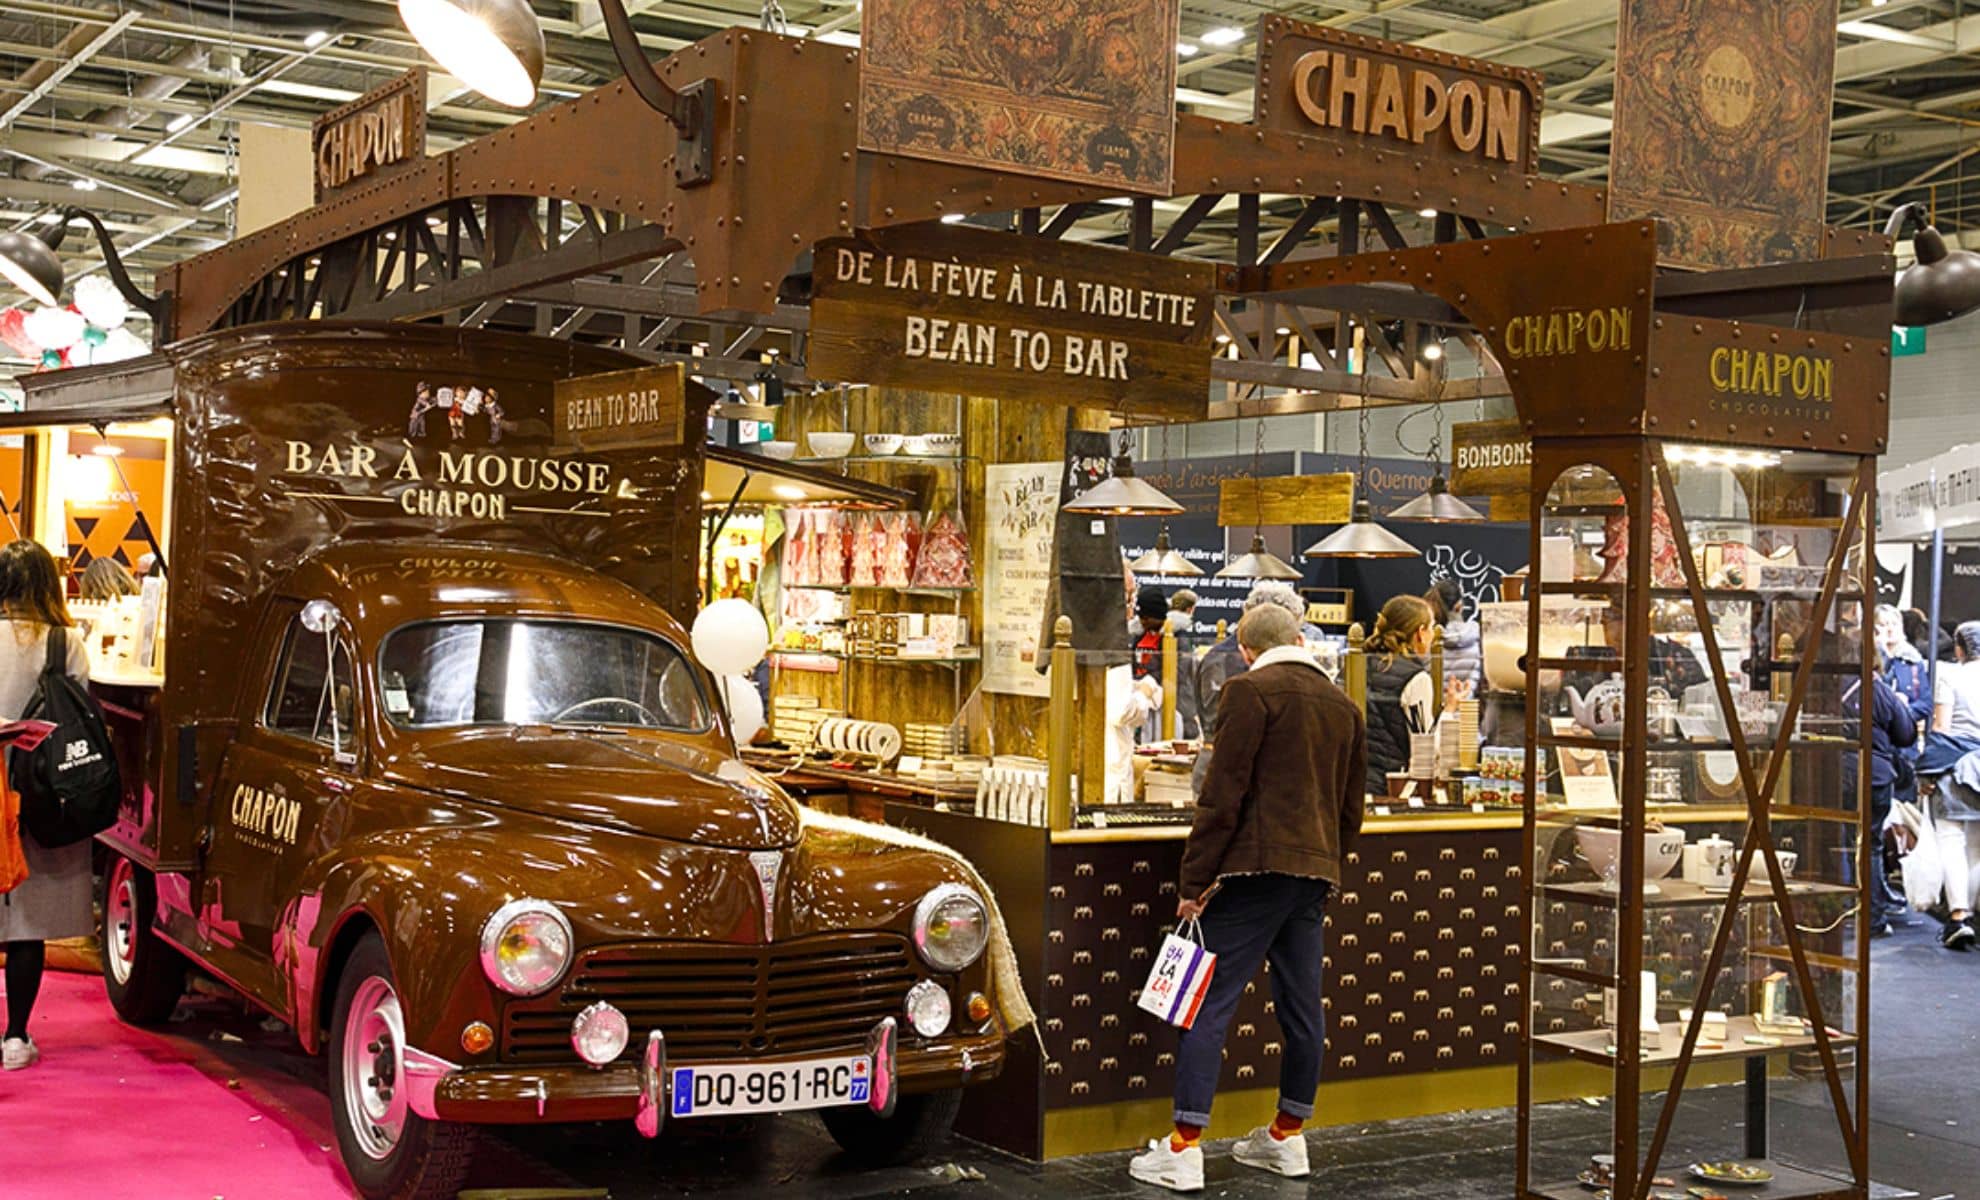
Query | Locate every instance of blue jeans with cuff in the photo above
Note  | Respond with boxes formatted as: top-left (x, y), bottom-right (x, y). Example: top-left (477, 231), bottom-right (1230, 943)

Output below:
top-left (1172, 872), bottom-right (1331, 1128)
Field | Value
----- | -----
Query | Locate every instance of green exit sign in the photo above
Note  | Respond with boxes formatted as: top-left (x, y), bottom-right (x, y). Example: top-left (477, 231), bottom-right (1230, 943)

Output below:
top-left (1893, 326), bottom-right (1927, 357)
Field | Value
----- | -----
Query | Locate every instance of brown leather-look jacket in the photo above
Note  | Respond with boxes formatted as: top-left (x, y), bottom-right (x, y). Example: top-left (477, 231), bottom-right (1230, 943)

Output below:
top-left (1180, 651), bottom-right (1367, 898)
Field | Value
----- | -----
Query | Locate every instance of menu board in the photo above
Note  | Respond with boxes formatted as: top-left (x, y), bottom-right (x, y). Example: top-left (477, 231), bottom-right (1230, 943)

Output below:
top-left (983, 462), bottom-right (1060, 698)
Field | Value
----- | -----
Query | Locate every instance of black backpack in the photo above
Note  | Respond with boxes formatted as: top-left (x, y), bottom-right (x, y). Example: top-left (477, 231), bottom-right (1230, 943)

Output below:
top-left (9, 627), bottom-right (121, 848)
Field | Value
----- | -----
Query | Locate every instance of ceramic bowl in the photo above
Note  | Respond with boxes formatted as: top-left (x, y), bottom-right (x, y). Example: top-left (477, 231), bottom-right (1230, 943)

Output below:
top-left (808, 431), bottom-right (857, 458)
top-left (759, 440), bottom-right (797, 461)
top-left (901, 435), bottom-right (931, 456)
top-left (921, 433), bottom-right (963, 455)
top-left (864, 433), bottom-right (904, 456)
top-left (1575, 825), bottom-right (1685, 883)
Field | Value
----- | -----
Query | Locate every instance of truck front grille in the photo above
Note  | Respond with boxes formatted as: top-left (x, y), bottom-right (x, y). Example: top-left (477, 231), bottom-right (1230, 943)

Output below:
top-left (500, 932), bottom-right (919, 1064)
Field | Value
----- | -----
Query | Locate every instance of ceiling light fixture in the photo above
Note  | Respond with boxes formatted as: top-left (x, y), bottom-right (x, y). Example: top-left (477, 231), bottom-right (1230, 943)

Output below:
top-left (166, 113), bottom-right (196, 132)
top-left (1886, 201), bottom-right (1980, 327)
top-left (396, 0), bottom-right (545, 107)
top-left (70, 179), bottom-right (98, 192)
top-left (304, 30), bottom-right (332, 48)
top-left (1177, 42), bottom-right (1199, 57)
top-left (1129, 525), bottom-right (1203, 578)
top-left (1216, 413), bottom-right (1302, 581)
top-left (1418, 207), bottom-right (1438, 219)
top-left (1065, 436), bottom-right (1184, 516)
top-left (1307, 390), bottom-right (1421, 557)
top-left (1199, 26), bottom-right (1245, 47)
top-left (1388, 396), bottom-right (1482, 523)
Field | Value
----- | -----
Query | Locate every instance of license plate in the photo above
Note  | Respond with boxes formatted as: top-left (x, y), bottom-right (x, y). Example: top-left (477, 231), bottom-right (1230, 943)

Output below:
top-left (669, 1055), bottom-right (872, 1118)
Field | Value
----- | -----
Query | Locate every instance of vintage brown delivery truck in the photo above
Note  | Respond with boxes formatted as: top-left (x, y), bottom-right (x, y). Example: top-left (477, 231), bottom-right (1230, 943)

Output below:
top-left (5, 324), bottom-right (1012, 1200)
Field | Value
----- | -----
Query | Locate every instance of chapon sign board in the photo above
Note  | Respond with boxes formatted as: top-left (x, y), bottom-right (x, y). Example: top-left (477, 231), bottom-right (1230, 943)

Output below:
top-left (809, 225), bottom-right (1216, 417)
top-left (1253, 17), bottom-right (1544, 175)
top-left (312, 67), bottom-right (426, 201)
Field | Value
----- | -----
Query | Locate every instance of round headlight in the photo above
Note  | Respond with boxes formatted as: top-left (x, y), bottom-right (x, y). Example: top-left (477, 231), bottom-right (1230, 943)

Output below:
top-left (571, 1000), bottom-right (630, 1066)
top-left (480, 898), bottom-right (573, 997)
top-left (912, 883), bottom-right (989, 973)
top-left (905, 980), bottom-right (952, 1038)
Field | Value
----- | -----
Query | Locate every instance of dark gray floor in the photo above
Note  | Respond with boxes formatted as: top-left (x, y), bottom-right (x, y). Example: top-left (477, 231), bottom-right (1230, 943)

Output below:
top-left (174, 916), bottom-right (1980, 1199)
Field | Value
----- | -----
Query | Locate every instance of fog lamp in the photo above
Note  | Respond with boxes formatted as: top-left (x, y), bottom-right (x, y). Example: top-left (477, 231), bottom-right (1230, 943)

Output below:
top-left (461, 1021), bottom-right (495, 1055)
top-left (905, 980), bottom-right (952, 1038)
top-left (572, 1001), bottom-right (630, 1066)
top-left (967, 992), bottom-right (993, 1026)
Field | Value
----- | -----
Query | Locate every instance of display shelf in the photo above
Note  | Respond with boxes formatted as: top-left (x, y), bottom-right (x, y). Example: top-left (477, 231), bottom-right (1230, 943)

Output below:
top-left (1529, 1161), bottom-right (1859, 1200)
top-left (1541, 878), bottom-right (1856, 909)
top-left (1533, 1015), bottom-right (1855, 1068)
top-left (1535, 582), bottom-right (1863, 602)
top-left (784, 583), bottom-right (972, 597)
top-left (773, 650), bottom-right (981, 665)
top-left (796, 453), bottom-right (979, 467)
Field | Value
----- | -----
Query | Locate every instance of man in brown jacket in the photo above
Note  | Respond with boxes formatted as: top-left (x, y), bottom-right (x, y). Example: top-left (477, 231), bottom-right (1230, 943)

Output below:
top-left (1129, 604), bottom-right (1365, 1192)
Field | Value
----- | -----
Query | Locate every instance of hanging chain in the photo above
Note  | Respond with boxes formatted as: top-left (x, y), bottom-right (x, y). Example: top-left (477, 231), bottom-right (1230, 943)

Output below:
top-left (1252, 412), bottom-right (1268, 529)
top-left (1428, 402), bottom-right (1445, 467)
top-left (760, 0), bottom-right (790, 33)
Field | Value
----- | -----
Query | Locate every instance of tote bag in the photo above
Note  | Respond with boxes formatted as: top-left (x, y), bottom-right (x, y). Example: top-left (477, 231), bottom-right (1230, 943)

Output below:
top-left (1137, 919), bottom-right (1217, 1030)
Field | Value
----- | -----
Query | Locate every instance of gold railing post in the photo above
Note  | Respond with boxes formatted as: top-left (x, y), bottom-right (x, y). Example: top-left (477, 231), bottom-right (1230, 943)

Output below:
top-left (1047, 615), bottom-right (1076, 831)
top-left (1160, 626), bottom-right (1178, 741)
top-left (1347, 621), bottom-right (1368, 714)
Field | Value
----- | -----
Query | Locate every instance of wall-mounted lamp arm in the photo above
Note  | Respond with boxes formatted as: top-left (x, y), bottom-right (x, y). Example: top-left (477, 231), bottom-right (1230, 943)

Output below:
top-left (59, 207), bottom-right (169, 327)
top-left (596, 0), bottom-right (715, 186)
top-left (1885, 202), bottom-right (1929, 241)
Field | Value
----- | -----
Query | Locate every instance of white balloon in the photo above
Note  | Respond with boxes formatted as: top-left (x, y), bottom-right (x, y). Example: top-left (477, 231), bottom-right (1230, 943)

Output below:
top-left (72, 275), bottom-right (129, 331)
top-left (96, 327), bottom-right (149, 363)
top-left (690, 598), bottom-right (770, 675)
top-left (717, 674), bottom-right (766, 745)
top-left (24, 305), bottom-right (85, 351)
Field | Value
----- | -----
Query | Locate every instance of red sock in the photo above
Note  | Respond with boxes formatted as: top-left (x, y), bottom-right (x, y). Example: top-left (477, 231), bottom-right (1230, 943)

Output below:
top-left (1269, 1111), bottom-right (1304, 1141)
top-left (1171, 1122), bottom-right (1203, 1151)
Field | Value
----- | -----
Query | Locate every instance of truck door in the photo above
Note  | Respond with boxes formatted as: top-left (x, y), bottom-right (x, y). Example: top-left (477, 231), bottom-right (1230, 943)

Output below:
top-left (198, 602), bottom-right (360, 1008)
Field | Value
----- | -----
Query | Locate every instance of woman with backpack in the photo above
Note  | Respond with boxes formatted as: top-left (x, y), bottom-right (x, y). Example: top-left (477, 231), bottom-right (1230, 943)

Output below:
top-left (0, 540), bottom-right (95, 1070)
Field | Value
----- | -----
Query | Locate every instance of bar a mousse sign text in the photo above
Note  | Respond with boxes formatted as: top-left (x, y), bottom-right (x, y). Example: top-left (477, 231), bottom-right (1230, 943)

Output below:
top-left (1254, 18), bottom-right (1544, 174)
top-left (312, 67), bottom-right (425, 201)
top-left (809, 226), bottom-right (1216, 418)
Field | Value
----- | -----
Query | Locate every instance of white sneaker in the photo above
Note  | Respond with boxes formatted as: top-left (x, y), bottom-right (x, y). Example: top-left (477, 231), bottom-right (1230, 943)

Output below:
top-left (2, 1037), bottom-right (38, 1071)
top-left (1128, 1137), bottom-right (1205, 1192)
top-left (1232, 1125), bottom-right (1311, 1177)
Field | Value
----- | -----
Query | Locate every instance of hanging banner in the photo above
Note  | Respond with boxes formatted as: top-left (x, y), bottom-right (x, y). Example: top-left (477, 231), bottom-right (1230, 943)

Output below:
top-left (1253, 16), bottom-right (1543, 175)
top-left (983, 462), bottom-right (1060, 697)
top-left (1607, 0), bottom-right (1837, 269)
top-left (858, 0), bottom-right (1179, 194)
top-left (809, 225), bottom-right (1216, 417)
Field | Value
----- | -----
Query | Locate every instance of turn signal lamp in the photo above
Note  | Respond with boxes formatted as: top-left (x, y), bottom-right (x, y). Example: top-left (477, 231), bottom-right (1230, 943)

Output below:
top-left (461, 1021), bottom-right (495, 1055)
top-left (967, 993), bottom-right (993, 1025)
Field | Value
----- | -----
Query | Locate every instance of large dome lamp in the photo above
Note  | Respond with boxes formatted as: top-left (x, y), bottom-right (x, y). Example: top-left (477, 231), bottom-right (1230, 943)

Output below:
top-left (1886, 202), bottom-right (1980, 328)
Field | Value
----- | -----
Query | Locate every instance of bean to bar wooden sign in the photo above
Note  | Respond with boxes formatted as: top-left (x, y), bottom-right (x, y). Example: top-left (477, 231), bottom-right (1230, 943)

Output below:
top-left (808, 225), bottom-right (1217, 418)
top-left (1450, 420), bottom-right (1531, 495)
top-left (554, 363), bottom-right (686, 452)
top-left (313, 67), bottom-right (425, 201)
top-left (1217, 474), bottom-right (1353, 527)
top-left (1253, 17), bottom-right (1544, 175)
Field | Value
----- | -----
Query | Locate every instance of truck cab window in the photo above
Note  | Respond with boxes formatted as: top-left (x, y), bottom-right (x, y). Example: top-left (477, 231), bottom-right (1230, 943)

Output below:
top-left (267, 617), bottom-right (357, 753)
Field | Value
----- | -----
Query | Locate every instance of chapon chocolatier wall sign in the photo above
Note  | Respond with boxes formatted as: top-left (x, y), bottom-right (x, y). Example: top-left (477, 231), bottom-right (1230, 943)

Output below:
top-left (1608, 0), bottom-right (1837, 269)
top-left (809, 225), bottom-right (1216, 417)
top-left (312, 67), bottom-right (425, 202)
top-left (858, 0), bottom-right (1179, 194)
top-left (1253, 17), bottom-right (1544, 175)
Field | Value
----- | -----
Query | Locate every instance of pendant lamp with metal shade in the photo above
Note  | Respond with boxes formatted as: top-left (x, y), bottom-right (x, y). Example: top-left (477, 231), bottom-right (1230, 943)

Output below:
top-left (1127, 423), bottom-right (1201, 575)
top-left (1886, 202), bottom-right (1980, 327)
top-left (1216, 412), bottom-right (1303, 580)
top-left (1389, 402), bottom-right (1485, 523)
top-left (1307, 397), bottom-right (1420, 560)
top-left (396, 0), bottom-right (545, 107)
top-left (1066, 429), bottom-right (1184, 517)
top-left (0, 207), bottom-right (170, 334)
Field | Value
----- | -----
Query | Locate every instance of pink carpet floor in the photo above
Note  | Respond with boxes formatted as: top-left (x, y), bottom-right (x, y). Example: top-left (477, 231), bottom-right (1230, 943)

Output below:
top-left (0, 970), bottom-right (356, 1199)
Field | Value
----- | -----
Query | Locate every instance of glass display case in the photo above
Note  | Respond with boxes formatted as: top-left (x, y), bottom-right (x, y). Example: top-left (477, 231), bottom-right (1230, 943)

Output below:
top-left (1520, 443), bottom-right (1873, 1200)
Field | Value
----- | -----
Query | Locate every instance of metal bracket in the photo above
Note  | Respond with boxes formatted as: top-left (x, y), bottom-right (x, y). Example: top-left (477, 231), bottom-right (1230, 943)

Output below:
top-left (672, 79), bottom-right (717, 189)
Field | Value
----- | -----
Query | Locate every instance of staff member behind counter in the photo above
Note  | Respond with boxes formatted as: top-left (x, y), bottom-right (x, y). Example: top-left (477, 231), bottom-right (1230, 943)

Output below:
top-left (1365, 595), bottom-right (1436, 795)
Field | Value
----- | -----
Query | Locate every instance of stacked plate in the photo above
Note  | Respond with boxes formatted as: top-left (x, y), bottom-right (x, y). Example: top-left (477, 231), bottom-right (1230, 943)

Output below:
top-left (814, 717), bottom-right (903, 764)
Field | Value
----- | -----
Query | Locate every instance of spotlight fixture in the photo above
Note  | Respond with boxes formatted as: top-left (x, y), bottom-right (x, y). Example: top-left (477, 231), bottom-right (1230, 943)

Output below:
top-left (1886, 201), bottom-right (1980, 327)
top-left (0, 207), bottom-right (167, 334)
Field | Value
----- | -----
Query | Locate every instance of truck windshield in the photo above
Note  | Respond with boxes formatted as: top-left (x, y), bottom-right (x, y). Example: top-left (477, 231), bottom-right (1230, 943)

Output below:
top-left (379, 620), bottom-right (712, 732)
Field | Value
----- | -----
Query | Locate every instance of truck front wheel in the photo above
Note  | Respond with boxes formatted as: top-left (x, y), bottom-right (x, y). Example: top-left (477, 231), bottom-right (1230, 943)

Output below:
top-left (819, 1087), bottom-right (965, 1165)
top-left (100, 855), bottom-right (186, 1026)
top-left (329, 933), bottom-right (475, 1200)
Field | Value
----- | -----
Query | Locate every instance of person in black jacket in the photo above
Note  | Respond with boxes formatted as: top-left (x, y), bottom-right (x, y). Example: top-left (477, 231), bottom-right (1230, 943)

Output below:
top-left (1365, 595), bottom-right (1435, 794)
top-left (1845, 644), bottom-right (1920, 936)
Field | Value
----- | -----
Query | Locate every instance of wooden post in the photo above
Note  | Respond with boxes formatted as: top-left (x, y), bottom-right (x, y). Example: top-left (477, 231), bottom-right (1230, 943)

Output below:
top-left (1046, 616), bottom-right (1075, 831)
top-left (1346, 621), bottom-right (1368, 714)
top-left (1079, 664), bottom-right (1110, 809)
top-left (1160, 627), bottom-right (1178, 741)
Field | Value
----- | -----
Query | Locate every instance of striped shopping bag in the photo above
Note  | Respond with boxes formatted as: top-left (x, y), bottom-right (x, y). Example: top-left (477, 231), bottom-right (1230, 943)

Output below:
top-left (1137, 919), bottom-right (1217, 1029)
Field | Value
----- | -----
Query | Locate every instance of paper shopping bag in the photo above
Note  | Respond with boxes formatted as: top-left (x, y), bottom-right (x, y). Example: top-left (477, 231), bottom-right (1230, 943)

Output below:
top-left (1137, 919), bottom-right (1216, 1029)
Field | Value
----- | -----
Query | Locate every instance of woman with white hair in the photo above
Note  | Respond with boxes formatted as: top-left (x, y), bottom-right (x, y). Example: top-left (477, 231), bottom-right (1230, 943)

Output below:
top-left (1917, 621), bottom-right (1980, 949)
